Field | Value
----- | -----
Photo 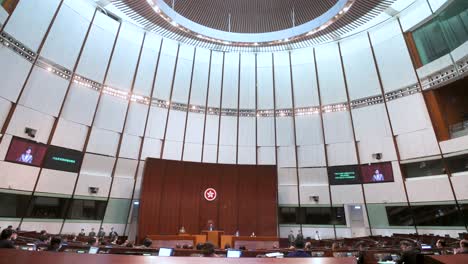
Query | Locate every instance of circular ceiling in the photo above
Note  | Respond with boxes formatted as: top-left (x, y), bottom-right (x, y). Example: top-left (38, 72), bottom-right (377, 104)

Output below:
top-left (110, 0), bottom-right (397, 50)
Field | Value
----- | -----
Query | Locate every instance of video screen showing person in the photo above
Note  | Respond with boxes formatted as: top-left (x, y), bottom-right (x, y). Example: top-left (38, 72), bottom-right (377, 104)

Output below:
top-left (360, 162), bottom-right (394, 183)
top-left (327, 165), bottom-right (361, 185)
top-left (5, 137), bottom-right (48, 167)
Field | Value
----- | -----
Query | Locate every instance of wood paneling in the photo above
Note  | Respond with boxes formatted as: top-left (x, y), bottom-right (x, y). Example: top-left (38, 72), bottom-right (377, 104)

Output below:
top-left (139, 159), bottom-right (277, 240)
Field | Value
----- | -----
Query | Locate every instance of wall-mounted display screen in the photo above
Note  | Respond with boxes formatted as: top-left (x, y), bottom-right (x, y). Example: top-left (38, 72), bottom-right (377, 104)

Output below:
top-left (328, 165), bottom-right (361, 185)
top-left (43, 145), bottom-right (83, 173)
top-left (360, 162), bottom-right (394, 183)
top-left (5, 137), bottom-right (48, 167)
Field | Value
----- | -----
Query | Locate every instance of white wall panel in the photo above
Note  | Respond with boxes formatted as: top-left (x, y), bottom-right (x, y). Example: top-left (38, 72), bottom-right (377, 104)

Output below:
top-left (133, 162), bottom-right (144, 199)
top-left (185, 112), bottom-right (204, 143)
top-left (238, 117), bottom-right (255, 146)
top-left (387, 94), bottom-right (432, 135)
top-left (278, 185), bottom-right (298, 205)
top-left (369, 19), bottom-right (418, 92)
top-left (76, 12), bottom-right (119, 83)
top-left (183, 143), bottom-right (202, 162)
top-left (257, 117), bottom-right (275, 146)
top-left (0, 6), bottom-right (7, 24)
top-left (295, 115), bottom-right (323, 146)
top-left (327, 142), bottom-right (358, 166)
top-left (406, 176), bottom-right (454, 202)
top-left (451, 173), bottom-right (468, 200)
top-left (417, 54), bottom-right (452, 82)
top-left (331, 185), bottom-right (364, 204)
top-left (106, 23), bottom-right (144, 91)
top-left (4, 0), bottom-right (61, 51)
top-left (141, 137), bottom-right (161, 160)
top-left (0, 48), bottom-right (32, 102)
top-left (145, 106), bottom-right (167, 139)
top-left (297, 145), bottom-right (326, 167)
top-left (274, 52), bottom-right (292, 109)
top-left (21, 221), bottom-right (61, 234)
top-left (257, 146), bottom-right (276, 165)
top-left (299, 168), bottom-right (328, 185)
top-left (80, 153), bottom-right (115, 177)
top-left (119, 134), bottom-right (141, 160)
top-left (358, 137), bottom-right (397, 164)
top-left (86, 127), bottom-right (120, 156)
top-left (219, 115), bottom-right (237, 146)
top-left (300, 186), bottom-right (331, 205)
top-left (222, 52), bottom-right (239, 108)
top-left (6, 105), bottom-right (55, 143)
top-left (301, 227), bottom-right (335, 240)
top-left (153, 38), bottom-right (178, 100)
top-left (364, 162), bottom-right (407, 203)
top-left (399, 0), bottom-right (432, 32)
top-left (40, 4), bottom-right (91, 69)
top-left (291, 47), bottom-right (319, 107)
top-left (0, 161), bottom-right (39, 191)
top-left (315, 43), bottom-right (347, 104)
top-left (19, 66), bottom-right (69, 116)
top-left (165, 110), bottom-right (186, 142)
top-left (110, 176), bottom-right (134, 199)
top-left (218, 145), bottom-right (236, 164)
top-left (257, 52), bottom-right (274, 109)
top-left (189, 48), bottom-right (210, 105)
top-left (35, 169), bottom-right (77, 195)
top-left (61, 83), bottom-right (99, 126)
top-left (133, 33), bottom-right (161, 96)
top-left (0, 97), bottom-right (12, 129)
top-left (114, 158), bottom-right (138, 178)
top-left (239, 53), bottom-right (256, 109)
top-left (172, 45), bottom-right (194, 103)
top-left (278, 167), bottom-right (297, 185)
top-left (51, 118), bottom-right (88, 151)
top-left (276, 117), bottom-right (294, 146)
top-left (237, 146), bottom-right (256, 164)
top-left (163, 140), bottom-right (183, 160)
top-left (75, 174), bottom-right (111, 198)
top-left (0, 134), bottom-right (12, 161)
top-left (94, 94), bottom-right (128, 132)
top-left (207, 51), bottom-right (223, 107)
top-left (277, 146), bottom-right (296, 167)
top-left (340, 33), bottom-right (381, 100)
top-left (61, 222), bottom-right (101, 236)
top-left (440, 135), bottom-right (468, 154)
top-left (203, 115), bottom-right (219, 145)
top-left (323, 111), bottom-right (354, 144)
top-left (397, 129), bottom-right (440, 160)
top-left (203, 144), bottom-right (217, 163)
top-left (124, 102), bottom-right (148, 137)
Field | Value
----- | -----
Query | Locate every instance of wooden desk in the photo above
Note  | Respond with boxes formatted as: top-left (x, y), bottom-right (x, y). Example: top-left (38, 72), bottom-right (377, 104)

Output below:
top-left (146, 235), bottom-right (196, 248)
top-left (201, 231), bottom-right (224, 248)
top-left (232, 236), bottom-right (279, 250)
top-left (424, 254), bottom-right (468, 264)
top-left (0, 249), bottom-right (357, 264)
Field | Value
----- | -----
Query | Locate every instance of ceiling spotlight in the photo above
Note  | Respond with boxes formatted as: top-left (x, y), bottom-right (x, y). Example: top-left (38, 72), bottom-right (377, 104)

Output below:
top-left (171, 21), bottom-right (178, 27)
top-left (47, 67), bottom-right (52, 72)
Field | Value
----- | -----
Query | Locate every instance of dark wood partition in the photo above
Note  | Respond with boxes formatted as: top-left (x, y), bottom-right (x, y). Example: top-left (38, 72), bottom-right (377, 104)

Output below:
top-left (139, 159), bottom-right (278, 240)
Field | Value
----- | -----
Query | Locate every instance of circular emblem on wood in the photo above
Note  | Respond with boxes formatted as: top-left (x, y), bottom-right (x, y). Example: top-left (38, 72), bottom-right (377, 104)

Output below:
top-left (204, 188), bottom-right (217, 201)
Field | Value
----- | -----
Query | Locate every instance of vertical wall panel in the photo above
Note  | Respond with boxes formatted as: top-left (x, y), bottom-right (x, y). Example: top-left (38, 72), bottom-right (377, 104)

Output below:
top-left (76, 12), bottom-right (119, 83)
top-left (273, 52), bottom-right (292, 109)
top-left (133, 34), bottom-right (161, 97)
top-left (189, 48), bottom-right (210, 106)
top-left (0, 48), bottom-right (32, 102)
top-left (221, 52), bottom-right (239, 109)
top-left (291, 47), bottom-right (319, 107)
top-left (171, 45), bottom-right (195, 103)
top-left (153, 38), bottom-right (178, 100)
top-left (239, 53), bottom-right (256, 109)
top-left (207, 51), bottom-right (223, 107)
top-left (61, 83), bottom-right (99, 126)
top-left (105, 22), bottom-right (144, 91)
top-left (257, 53), bottom-right (274, 109)
top-left (315, 43), bottom-right (347, 104)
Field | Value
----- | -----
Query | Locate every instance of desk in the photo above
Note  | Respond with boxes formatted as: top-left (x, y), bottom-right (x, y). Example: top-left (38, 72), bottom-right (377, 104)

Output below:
top-left (146, 235), bottom-right (196, 248)
top-left (0, 249), bottom-right (358, 264)
top-left (232, 236), bottom-right (279, 250)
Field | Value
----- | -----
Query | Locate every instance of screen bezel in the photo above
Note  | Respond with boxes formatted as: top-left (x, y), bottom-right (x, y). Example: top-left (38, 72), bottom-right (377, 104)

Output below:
top-left (5, 136), bottom-right (48, 168)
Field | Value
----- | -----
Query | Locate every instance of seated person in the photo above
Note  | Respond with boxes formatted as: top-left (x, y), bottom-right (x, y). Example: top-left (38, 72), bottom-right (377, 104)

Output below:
top-left (396, 241), bottom-right (420, 264)
top-left (0, 229), bottom-right (15, 249)
top-left (195, 243), bottom-right (204, 250)
top-left (78, 229), bottom-right (86, 237)
top-left (455, 240), bottom-right (468, 254)
top-left (88, 237), bottom-right (99, 247)
top-left (38, 230), bottom-right (48, 243)
top-left (286, 239), bottom-right (310, 258)
top-left (178, 226), bottom-right (186, 234)
top-left (88, 228), bottom-right (96, 237)
top-left (202, 242), bottom-right (221, 257)
top-left (47, 237), bottom-right (62, 252)
top-left (143, 238), bottom-right (153, 248)
top-left (97, 228), bottom-right (105, 238)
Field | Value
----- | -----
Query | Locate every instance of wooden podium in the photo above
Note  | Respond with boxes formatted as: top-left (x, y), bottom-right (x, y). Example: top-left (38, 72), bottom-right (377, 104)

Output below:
top-left (201, 230), bottom-right (224, 248)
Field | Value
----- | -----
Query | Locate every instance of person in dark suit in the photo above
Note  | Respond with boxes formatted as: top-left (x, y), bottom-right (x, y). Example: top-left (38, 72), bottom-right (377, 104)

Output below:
top-left (78, 229), bottom-right (86, 237)
top-left (286, 239), bottom-right (310, 258)
top-left (288, 230), bottom-right (295, 247)
top-left (88, 228), bottom-right (96, 237)
top-left (0, 229), bottom-right (15, 249)
top-left (296, 230), bottom-right (304, 241)
top-left (97, 228), bottom-right (105, 238)
top-left (109, 227), bottom-right (118, 240)
top-left (396, 241), bottom-right (420, 264)
top-left (47, 237), bottom-right (62, 252)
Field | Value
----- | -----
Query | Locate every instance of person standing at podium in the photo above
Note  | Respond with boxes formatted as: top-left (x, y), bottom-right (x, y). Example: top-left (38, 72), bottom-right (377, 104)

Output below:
top-left (207, 220), bottom-right (215, 231)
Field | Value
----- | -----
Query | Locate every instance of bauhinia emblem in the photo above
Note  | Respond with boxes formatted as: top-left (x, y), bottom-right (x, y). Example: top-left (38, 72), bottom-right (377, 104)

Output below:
top-left (204, 188), bottom-right (217, 201)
